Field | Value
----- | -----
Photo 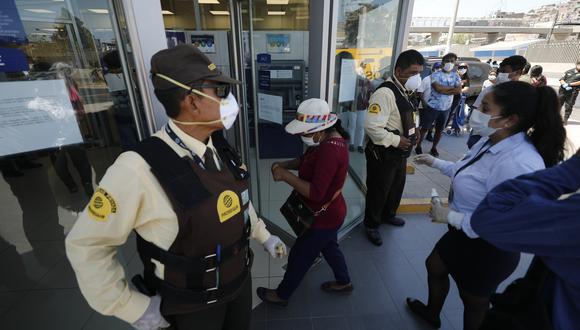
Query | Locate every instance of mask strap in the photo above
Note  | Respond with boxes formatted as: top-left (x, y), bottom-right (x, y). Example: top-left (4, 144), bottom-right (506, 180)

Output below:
top-left (154, 73), bottom-right (221, 105)
top-left (172, 118), bottom-right (223, 126)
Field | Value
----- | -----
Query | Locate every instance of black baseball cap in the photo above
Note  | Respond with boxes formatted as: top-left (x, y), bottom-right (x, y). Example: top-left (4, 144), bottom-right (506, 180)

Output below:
top-left (150, 44), bottom-right (240, 90)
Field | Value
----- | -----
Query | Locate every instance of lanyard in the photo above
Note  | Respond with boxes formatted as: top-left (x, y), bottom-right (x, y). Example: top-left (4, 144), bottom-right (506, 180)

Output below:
top-left (449, 140), bottom-right (492, 203)
top-left (165, 124), bottom-right (207, 170)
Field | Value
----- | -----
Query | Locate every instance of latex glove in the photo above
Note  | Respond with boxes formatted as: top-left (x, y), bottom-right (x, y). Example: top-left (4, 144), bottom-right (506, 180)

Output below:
top-left (414, 154), bottom-right (436, 167)
top-left (132, 295), bottom-right (170, 330)
top-left (429, 201), bottom-right (463, 230)
top-left (263, 235), bottom-right (287, 258)
top-left (561, 82), bottom-right (569, 88)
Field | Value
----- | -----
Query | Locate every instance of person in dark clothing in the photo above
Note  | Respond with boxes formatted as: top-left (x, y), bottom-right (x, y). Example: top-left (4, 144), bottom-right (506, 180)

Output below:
top-left (257, 98), bottom-right (353, 306)
top-left (558, 59), bottom-right (580, 124)
top-left (472, 149), bottom-right (580, 330)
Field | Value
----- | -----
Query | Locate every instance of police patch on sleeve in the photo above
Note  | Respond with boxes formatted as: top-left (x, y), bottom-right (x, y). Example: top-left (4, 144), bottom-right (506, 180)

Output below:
top-left (88, 188), bottom-right (117, 222)
top-left (369, 103), bottom-right (381, 114)
top-left (217, 190), bottom-right (241, 223)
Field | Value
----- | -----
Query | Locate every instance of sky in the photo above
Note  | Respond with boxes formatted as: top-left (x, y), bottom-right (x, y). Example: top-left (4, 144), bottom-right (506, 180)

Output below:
top-left (412, 0), bottom-right (566, 18)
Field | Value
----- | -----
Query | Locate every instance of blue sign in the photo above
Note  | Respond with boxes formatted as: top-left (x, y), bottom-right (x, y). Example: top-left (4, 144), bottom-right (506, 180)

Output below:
top-left (0, 0), bottom-right (28, 45)
top-left (258, 70), bottom-right (271, 90)
top-left (0, 47), bottom-right (28, 72)
top-left (257, 53), bottom-right (271, 64)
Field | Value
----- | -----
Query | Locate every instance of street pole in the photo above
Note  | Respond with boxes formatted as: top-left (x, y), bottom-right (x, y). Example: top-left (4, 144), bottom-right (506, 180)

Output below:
top-left (445, 0), bottom-right (460, 54)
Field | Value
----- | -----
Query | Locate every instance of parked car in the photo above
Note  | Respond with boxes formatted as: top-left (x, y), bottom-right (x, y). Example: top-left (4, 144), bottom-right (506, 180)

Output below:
top-left (420, 57), bottom-right (492, 107)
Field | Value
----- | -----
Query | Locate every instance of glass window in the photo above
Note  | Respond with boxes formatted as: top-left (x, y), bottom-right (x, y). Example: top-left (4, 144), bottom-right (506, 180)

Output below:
top-left (331, 0), bottom-right (403, 230)
top-left (0, 0), bottom-right (143, 326)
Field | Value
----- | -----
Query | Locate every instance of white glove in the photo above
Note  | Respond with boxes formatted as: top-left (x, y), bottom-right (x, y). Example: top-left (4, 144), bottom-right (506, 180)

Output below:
top-left (263, 235), bottom-right (287, 258)
top-left (414, 154), bottom-right (436, 167)
top-left (132, 295), bottom-right (170, 330)
top-left (429, 201), bottom-right (463, 230)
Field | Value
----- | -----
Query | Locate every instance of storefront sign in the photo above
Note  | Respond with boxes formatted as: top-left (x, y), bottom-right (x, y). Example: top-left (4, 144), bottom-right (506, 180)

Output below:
top-left (0, 47), bottom-right (28, 72)
top-left (0, 0), bottom-right (27, 45)
top-left (0, 80), bottom-right (84, 157)
top-left (191, 35), bottom-right (216, 53)
top-left (258, 92), bottom-right (283, 125)
top-left (266, 34), bottom-right (290, 54)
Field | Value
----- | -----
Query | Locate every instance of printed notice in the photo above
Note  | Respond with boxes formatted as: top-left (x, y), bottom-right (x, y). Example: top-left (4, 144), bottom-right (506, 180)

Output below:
top-left (338, 59), bottom-right (357, 103)
top-left (258, 92), bottom-right (283, 125)
top-left (0, 79), bottom-right (84, 156)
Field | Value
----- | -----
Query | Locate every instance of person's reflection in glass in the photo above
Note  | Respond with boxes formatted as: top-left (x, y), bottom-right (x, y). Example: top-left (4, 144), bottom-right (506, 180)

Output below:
top-left (0, 236), bottom-right (34, 290)
top-left (47, 63), bottom-right (94, 197)
top-left (102, 50), bottom-right (139, 150)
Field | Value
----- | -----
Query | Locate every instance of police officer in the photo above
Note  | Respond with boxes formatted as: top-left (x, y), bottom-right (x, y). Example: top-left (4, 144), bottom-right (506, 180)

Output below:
top-left (559, 59), bottom-right (580, 125)
top-left (363, 50), bottom-right (424, 246)
top-left (65, 45), bottom-right (287, 330)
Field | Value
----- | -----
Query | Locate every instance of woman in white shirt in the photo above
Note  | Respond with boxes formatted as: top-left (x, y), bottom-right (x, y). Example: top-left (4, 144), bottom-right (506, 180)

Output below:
top-left (482, 68), bottom-right (497, 90)
top-left (407, 81), bottom-right (567, 330)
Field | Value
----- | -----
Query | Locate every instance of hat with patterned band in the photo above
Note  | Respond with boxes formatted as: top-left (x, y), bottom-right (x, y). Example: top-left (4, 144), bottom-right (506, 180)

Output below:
top-left (285, 98), bottom-right (338, 135)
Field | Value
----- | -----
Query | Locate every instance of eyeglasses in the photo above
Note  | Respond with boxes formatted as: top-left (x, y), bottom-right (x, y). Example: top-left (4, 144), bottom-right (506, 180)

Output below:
top-left (458, 66), bottom-right (468, 70)
top-left (190, 84), bottom-right (231, 98)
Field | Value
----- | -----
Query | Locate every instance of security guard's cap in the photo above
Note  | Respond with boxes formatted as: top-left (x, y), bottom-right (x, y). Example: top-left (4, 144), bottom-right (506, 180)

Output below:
top-left (150, 44), bottom-right (240, 90)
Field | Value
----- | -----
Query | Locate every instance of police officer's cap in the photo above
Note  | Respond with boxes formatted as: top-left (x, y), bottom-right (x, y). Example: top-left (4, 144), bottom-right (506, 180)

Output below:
top-left (150, 44), bottom-right (240, 90)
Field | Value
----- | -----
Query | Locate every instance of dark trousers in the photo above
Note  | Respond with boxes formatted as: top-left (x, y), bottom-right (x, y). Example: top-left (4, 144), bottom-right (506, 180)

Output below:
top-left (364, 147), bottom-right (407, 229)
top-left (277, 228), bottom-right (350, 300)
top-left (165, 277), bottom-right (252, 330)
top-left (559, 89), bottom-right (578, 121)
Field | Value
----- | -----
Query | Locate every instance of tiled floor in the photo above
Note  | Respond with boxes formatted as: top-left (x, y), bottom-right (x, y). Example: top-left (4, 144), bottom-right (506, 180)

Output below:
top-left (250, 214), bottom-right (533, 330)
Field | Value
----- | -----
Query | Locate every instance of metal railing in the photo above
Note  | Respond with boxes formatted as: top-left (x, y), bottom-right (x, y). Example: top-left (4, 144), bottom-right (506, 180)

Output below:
top-left (525, 40), bottom-right (580, 63)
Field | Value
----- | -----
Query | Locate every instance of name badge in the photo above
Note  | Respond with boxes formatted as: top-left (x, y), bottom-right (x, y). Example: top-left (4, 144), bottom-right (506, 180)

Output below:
top-left (408, 127), bottom-right (416, 136)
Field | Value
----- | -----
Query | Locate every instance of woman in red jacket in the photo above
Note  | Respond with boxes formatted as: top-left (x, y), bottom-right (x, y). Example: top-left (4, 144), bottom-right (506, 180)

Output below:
top-left (257, 98), bottom-right (353, 306)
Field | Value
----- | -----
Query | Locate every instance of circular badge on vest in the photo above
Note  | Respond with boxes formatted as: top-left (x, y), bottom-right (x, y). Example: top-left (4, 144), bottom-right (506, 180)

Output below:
top-left (88, 188), bottom-right (117, 222)
top-left (369, 103), bottom-right (381, 114)
top-left (217, 190), bottom-right (241, 223)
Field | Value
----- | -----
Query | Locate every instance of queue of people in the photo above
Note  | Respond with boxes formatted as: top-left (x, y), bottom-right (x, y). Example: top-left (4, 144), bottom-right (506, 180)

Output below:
top-left (64, 43), bottom-right (578, 330)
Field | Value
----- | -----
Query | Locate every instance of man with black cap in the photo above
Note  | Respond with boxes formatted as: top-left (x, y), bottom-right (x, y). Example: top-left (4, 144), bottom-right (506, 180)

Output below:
top-left (66, 45), bottom-right (286, 330)
top-left (559, 59), bottom-right (580, 125)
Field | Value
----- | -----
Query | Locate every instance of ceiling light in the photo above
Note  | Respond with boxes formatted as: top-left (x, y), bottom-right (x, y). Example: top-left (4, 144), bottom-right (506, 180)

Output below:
top-left (88, 9), bottom-right (109, 14)
top-left (25, 9), bottom-right (55, 14)
top-left (210, 10), bottom-right (230, 15)
top-left (41, 28), bottom-right (59, 32)
top-left (162, 10), bottom-right (174, 15)
top-left (268, 11), bottom-right (286, 15)
top-left (53, 0), bottom-right (65, 2)
top-left (267, 0), bottom-right (289, 4)
top-left (198, 0), bottom-right (220, 3)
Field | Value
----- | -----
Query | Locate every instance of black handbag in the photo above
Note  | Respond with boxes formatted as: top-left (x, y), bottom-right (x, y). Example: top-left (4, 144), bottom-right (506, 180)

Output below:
top-left (280, 190), bottom-right (341, 237)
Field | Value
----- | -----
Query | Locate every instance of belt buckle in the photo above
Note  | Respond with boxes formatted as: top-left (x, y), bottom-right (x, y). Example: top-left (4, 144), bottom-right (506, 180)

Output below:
top-left (205, 286), bottom-right (219, 305)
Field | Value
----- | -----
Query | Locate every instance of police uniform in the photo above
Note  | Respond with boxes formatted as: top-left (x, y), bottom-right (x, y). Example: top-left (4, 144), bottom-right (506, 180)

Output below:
top-left (363, 77), bottom-right (417, 230)
top-left (559, 67), bottom-right (580, 123)
top-left (66, 46), bottom-right (278, 330)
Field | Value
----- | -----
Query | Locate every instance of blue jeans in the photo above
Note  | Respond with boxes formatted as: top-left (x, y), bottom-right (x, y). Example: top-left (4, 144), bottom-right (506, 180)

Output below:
top-left (276, 228), bottom-right (351, 300)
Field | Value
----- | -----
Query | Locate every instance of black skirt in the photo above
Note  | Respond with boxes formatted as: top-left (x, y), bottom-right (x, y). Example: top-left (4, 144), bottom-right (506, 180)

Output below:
top-left (435, 227), bottom-right (521, 297)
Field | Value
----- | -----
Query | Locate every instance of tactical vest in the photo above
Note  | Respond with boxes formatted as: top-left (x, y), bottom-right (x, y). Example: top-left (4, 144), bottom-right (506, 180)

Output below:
top-left (374, 80), bottom-right (417, 158)
top-left (132, 132), bottom-right (252, 315)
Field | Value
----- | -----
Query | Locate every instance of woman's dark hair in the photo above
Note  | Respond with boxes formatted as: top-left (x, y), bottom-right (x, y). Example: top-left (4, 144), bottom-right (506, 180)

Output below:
top-left (530, 65), bottom-right (543, 77)
top-left (442, 52), bottom-right (458, 63)
top-left (154, 87), bottom-right (190, 118)
top-left (491, 81), bottom-right (566, 167)
top-left (325, 119), bottom-right (350, 140)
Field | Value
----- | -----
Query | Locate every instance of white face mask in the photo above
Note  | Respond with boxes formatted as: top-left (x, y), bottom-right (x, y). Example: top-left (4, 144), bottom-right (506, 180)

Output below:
top-left (404, 73), bottom-right (422, 91)
top-left (470, 109), bottom-right (502, 137)
top-left (301, 135), bottom-right (319, 147)
top-left (172, 92), bottom-right (240, 130)
top-left (496, 72), bottom-right (510, 84)
top-left (488, 75), bottom-right (497, 81)
top-left (443, 62), bottom-right (454, 72)
top-left (458, 69), bottom-right (467, 75)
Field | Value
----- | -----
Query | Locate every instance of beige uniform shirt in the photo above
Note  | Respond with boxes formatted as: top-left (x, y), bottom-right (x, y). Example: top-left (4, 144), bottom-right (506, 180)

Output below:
top-left (364, 77), bottom-right (406, 148)
top-left (65, 120), bottom-right (271, 324)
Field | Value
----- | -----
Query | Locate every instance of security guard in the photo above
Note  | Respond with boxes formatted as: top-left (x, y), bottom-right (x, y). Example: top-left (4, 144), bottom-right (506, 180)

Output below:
top-left (363, 50), bottom-right (425, 246)
top-left (66, 45), bottom-right (286, 330)
top-left (559, 59), bottom-right (580, 125)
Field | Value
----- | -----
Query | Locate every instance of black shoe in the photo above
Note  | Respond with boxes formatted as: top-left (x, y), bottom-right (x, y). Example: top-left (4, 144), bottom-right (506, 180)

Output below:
top-left (415, 146), bottom-right (423, 155)
top-left (426, 133), bottom-right (434, 142)
top-left (430, 148), bottom-right (439, 158)
top-left (349, 145), bottom-right (356, 152)
top-left (357, 146), bottom-right (364, 153)
top-left (365, 227), bottom-right (383, 246)
top-left (256, 287), bottom-right (288, 307)
top-left (384, 216), bottom-right (406, 227)
top-left (406, 298), bottom-right (441, 328)
top-left (321, 281), bottom-right (354, 294)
